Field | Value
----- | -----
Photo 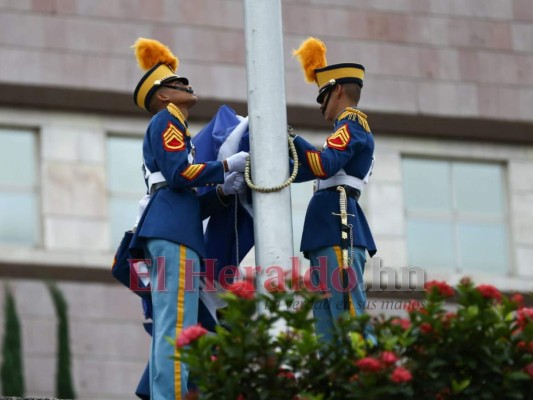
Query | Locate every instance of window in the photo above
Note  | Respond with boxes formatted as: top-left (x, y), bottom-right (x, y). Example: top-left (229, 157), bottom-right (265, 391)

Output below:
top-left (107, 136), bottom-right (145, 248)
top-left (0, 129), bottom-right (39, 246)
top-left (402, 158), bottom-right (508, 274)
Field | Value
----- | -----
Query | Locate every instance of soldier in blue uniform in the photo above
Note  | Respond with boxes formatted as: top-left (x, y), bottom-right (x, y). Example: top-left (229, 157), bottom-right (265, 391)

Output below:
top-left (292, 37), bottom-right (377, 343)
top-left (129, 38), bottom-right (248, 399)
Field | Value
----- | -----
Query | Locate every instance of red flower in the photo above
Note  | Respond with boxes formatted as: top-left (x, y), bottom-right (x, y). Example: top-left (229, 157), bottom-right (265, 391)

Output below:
top-left (442, 312), bottom-right (456, 328)
top-left (511, 293), bottom-right (525, 309)
top-left (237, 395), bottom-right (245, 400)
top-left (185, 391), bottom-right (200, 400)
top-left (227, 280), bottom-right (256, 300)
top-left (425, 280), bottom-right (455, 298)
top-left (176, 324), bottom-right (208, 348)
top-left (391, 318), bottom-right (411, 330)
top-left (380, 351), bottom-right (399, 366)
top-left (390, 367), bottom-right (413, 383)
top-left (436, 387), bottom-right (452, 400)
top-left (405, 299), bottom-right (425, 313)
top-left (517, 308), bottom-right (533, 329)
top-left (356, 357), bottom-right (383, 372)
top-left (278, 369), bottom-right (296, 380)
top-left (524, 363), bottom-right (533, 380)
top-left (476, 284), bottom-right (502, 301)
top-left (420, 322), bottom-right (433, 334)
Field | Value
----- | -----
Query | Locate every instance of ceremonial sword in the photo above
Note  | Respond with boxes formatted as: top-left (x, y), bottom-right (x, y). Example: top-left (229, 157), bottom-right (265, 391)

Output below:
top-left (332, 186), bottom-right (355, 311)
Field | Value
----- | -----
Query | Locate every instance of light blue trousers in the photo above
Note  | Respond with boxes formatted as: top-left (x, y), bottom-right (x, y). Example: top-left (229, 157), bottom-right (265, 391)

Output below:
top-left (309, 245), bottom-right (367, 343)
top-left (144, 239), bottom-right (200, 400)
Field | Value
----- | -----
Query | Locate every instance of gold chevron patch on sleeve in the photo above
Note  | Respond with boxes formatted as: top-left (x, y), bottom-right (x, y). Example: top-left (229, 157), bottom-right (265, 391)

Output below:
top-left (306, 150), bottom-right (327, 178)
top-left (162, 122), bottom-right (186, 152)
top-left (180, 163), bottom-right (206, 181)
top-left (326, 124), bottom-right (351, 150)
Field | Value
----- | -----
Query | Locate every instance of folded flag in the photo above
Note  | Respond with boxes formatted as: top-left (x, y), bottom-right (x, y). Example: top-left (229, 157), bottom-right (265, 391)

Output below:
top-left (193, 105), bottom-right (254, 280)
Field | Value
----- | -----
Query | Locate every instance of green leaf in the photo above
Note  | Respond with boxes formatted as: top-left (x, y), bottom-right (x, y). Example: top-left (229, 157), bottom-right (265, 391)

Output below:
top-left (349, 332), bottom-right (367, 358)
top-left (466, 305), bottom-right (479, 318)
top-left (506, 371), bottom-right (530, 381)
top-left (451, 378), bottom-right (471, 393)
top-left (427, 358), bottom-right (447, 370)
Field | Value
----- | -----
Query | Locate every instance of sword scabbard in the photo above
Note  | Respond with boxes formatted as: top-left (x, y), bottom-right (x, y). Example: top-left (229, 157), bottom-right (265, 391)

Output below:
top-left (336, 186), bottom-right (350, 269)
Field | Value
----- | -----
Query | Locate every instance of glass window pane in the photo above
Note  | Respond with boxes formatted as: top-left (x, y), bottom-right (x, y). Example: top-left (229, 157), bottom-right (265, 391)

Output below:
top-left (407, 219), bottom-right (455, 269)
top-left (0, 193), bottom-right (38, 245)
top-left (109, 197), bottom-right (139, 248)
top-left (0, 129), bottom-right (36, 187)
top-left (458, 223), bottom-right (507, 273)
top-left (107, 137), bottom-right (145, 194)
top-left (453, 162), bottom-right (504, 215)
top-left (402, 159), bottom-right (451, 212)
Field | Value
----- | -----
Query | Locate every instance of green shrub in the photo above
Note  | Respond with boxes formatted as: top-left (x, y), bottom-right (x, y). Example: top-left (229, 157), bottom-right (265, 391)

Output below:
top-left (1, 285), bottom-right (24, 397)
top-left (47, 282), bottom-right (76, 399)
top-left (176, 278), bottom-right (533, 399)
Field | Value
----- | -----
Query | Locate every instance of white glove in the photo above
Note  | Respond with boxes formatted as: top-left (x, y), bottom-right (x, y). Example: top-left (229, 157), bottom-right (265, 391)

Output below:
top-left (225, 151), bottom-right (249, 173)
top-left (220, 172), bottom-right (245, 195)
top-left (134, 194), bottom-right (151, 229)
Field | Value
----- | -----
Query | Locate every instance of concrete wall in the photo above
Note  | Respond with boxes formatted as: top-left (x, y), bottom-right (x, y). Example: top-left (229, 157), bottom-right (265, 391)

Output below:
top-left (0, 0), bottom-right (532, 121)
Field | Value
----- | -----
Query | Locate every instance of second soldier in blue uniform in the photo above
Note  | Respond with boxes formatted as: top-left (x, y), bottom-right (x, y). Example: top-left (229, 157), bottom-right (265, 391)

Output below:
top-left (292, 37), bottom-right (377, 343)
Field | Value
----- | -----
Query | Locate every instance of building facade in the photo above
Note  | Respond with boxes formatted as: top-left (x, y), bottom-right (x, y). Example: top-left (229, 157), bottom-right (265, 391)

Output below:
top-left (0, 0), bottom-right (532, 398)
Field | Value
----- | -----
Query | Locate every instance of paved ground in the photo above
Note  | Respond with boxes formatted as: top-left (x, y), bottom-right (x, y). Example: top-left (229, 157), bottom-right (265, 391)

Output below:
top-left (0, 398), bottom-right (64, 400)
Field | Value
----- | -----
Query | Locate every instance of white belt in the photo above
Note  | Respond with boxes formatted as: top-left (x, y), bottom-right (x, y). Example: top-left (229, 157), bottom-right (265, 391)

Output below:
top-left (143, 149), bottom-right (194, 194)
top-left (315, 157), bottom-right (374, 192)
top-left (143, 160), bottom-right (167, 194)
top-left (316, 174), bottom-right (366, 191)
top-left (147, 171), bottom-right (166, 191)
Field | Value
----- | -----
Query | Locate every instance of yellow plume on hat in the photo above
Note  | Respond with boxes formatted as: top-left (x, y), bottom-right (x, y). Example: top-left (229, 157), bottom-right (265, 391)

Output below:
top-left (292, 37), bottom-right (327, 83)
top-left (132, 37), bottom-right (178, 72)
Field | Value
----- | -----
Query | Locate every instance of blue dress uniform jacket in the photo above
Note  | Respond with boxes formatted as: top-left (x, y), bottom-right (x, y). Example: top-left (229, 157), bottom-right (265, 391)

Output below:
top-left (130, 105), bottom-right (225, 258)
top-left (293, 108), bottom-right (377, 257)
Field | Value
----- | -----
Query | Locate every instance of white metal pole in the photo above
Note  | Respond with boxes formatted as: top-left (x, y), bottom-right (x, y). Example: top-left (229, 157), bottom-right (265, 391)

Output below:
top-left (243, 0), bottom-right (294, 298)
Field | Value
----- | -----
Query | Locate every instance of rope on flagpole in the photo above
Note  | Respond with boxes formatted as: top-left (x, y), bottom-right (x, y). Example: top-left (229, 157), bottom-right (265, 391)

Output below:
top-left (234, 195), bottom-right (240, 267)
top-left (244, 128), bottom-right (298, 193)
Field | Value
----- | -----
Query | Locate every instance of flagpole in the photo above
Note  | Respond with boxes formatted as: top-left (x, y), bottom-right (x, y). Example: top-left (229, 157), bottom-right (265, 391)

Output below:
top-left (243, 0), bottom-right (294, 302)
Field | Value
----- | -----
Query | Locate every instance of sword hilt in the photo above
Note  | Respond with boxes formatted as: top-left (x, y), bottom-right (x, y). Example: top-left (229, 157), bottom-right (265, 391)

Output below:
top-left (331, 212), bottom-right (355, 218)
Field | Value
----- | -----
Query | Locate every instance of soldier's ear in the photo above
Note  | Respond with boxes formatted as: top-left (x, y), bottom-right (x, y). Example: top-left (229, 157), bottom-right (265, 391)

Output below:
top-left (155, 89), bottom-right (170, 102)
top-left (334, 84), bottom-right (343, 97)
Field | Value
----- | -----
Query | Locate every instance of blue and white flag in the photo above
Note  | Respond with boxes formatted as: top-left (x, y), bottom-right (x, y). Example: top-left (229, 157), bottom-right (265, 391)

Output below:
top-left (193, 105), bottom-right (254, 279)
